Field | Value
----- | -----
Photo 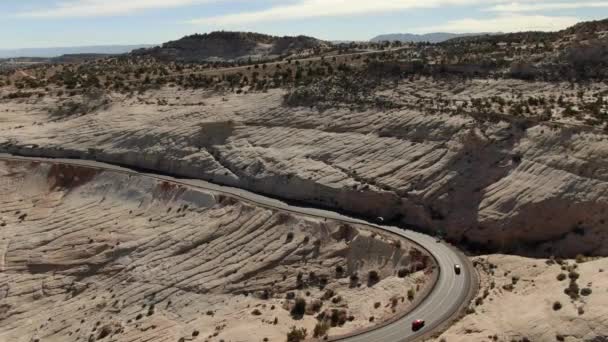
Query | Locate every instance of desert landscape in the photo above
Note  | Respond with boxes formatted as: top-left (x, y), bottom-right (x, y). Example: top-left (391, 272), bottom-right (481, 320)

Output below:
top-left (1, 4), bottom-right (608, 342)
top-left (439, 255), bottom-right (608, 342)
top-left (0, 159), bottom-right (434, 342)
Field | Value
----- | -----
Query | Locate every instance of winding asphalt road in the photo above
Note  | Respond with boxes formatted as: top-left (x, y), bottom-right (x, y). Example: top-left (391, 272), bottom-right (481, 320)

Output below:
top-left (0, 153), bottom-right (474, 342)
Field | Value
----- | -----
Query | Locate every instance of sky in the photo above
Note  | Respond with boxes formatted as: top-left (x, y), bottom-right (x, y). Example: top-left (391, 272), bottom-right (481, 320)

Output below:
top-left (1, 0), bottom-right (607, 49)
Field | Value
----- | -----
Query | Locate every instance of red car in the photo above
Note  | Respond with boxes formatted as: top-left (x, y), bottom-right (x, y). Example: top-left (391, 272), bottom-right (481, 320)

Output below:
top-left (412, 319), bottom-right (425, 331)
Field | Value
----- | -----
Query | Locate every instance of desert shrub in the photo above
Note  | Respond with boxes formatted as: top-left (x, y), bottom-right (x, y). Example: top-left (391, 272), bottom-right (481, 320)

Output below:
top-left (367, 270), bottom-right (380, 286)
top-left (349, 273), bottom-right (359, 288)
top-left (391, 297), bottom-right (399, 308)
top-left (291, 298), bottom-right (307, 319)
top-left (407, 288), bottom-right (415, 301)
top-left (309, 300), bottom-right (323, 313)
top-left (575, 254), bottom-right (586, 263)
top-left (335, 265), bottom-right (344, 276)
top-left (553, 301), bottom-right (562, 311)
top-left (286, 326), bottom-right (307, 342)
top-left (313, 322), bottom-right (330, 338)
top-left (564, 281), bottom-right (580, 299)
top-left (329, 309), bottom-right (347, 327)
top-left (581, 288), bottom-right (592, 296)
top-left (556, 273), bottom-right (567, 281)
top-left (397, 268), bottom-right (410, 278)
top-left (251, 309), bottom-right (262, 316)
top-left (568, 271), bottom-right (580, 281)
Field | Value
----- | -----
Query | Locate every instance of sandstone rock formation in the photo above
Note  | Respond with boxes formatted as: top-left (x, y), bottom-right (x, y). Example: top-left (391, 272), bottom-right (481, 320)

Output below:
top-left (0, 159), bottom-right (432, 342)
top-left (1, 80), bottom-right (607, 256)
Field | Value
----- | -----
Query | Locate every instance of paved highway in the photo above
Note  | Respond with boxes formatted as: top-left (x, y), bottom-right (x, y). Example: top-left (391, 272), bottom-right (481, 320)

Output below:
top-left (0, 153), bottom-right (474, 342)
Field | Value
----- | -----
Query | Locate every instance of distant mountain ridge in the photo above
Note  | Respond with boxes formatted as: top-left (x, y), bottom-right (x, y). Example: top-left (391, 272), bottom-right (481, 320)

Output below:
top-left (0, 45), bottom-right (156, 59)
top-left (370, 32), bottom-right (489, 43)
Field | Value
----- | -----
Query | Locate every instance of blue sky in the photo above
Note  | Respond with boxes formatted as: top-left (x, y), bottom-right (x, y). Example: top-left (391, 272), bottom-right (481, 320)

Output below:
top-left (2, 0), bottom-right (608, 48)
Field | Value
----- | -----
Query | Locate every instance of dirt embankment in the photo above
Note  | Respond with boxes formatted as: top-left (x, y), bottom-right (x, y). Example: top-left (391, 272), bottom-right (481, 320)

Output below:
top-left (0, 160), bottom-right (434, 342)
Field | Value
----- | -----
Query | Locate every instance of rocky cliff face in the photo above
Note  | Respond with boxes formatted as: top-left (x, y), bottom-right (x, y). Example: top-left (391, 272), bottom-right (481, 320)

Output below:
top-left (1, 81), bottom-right (607, 257)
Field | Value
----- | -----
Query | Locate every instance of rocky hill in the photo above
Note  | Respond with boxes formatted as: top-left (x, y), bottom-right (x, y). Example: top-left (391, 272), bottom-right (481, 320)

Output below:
top-left (133, 31), bottom-right (328, 62)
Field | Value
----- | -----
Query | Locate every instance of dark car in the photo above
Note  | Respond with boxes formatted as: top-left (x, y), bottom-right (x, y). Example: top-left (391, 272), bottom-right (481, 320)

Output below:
top-left (454, 264), bottom-right (461, 275)
top-left (412, 319), bottom-right (425, 331)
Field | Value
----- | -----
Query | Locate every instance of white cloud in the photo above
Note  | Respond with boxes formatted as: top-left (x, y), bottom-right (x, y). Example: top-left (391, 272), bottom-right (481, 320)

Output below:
top-left (188, 0), bottom-right (508, 25)
top-left (18, 0), bottom-right (212, 18)
top-left (486, 1), bottom-right (608, 12)
top-left (412, 14), bottom-right (580, 33)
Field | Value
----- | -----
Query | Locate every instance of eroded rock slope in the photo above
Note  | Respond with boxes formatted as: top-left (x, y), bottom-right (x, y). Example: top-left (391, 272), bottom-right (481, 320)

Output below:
top-left (0, 160), bottom-right (432, 342)
top-left (1, 81), bottom-right (608, 256)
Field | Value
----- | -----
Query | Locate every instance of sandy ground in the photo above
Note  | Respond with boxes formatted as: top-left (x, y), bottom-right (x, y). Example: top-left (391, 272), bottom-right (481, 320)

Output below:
top-left (435, 255), bottom-right (608, 342)
top-left (0, 159), bottom-right (434, 342)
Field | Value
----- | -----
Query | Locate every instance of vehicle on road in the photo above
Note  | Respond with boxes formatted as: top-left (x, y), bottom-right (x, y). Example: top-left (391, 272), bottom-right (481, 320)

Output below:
top-left (454, 264), bottom-right (461, 275)
top-left (411, 319), bottom-right (425, 331)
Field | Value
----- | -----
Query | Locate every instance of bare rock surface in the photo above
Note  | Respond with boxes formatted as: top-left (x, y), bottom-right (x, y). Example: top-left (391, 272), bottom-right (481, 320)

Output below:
top-left (437, 255), bottom-right (608, 342)
top-left (1, 81), bottom-right (608, 256)
top-left (0, 160), bottom-right (432, 342)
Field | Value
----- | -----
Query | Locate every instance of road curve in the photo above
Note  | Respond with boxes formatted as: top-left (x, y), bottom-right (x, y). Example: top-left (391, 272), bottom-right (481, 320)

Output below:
top-left (0, 153), bottom-right (474, 341)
